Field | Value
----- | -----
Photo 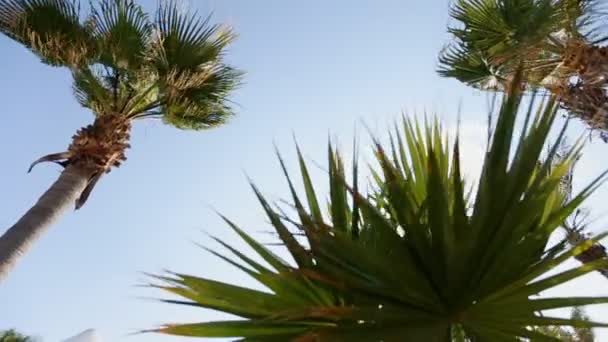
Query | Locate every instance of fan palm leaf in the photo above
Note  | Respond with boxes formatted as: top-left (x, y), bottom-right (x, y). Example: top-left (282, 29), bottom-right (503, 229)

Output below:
top-left (0, 0), bottom-right (95, 66)
top-left (149, 0), bottom-right (242, 129)
top-left (90, 0), bottom-right (151, 70)
top-left (438, 47), bottom-right (508, 90)
top-left (151, 80), bottom-right (608, 340)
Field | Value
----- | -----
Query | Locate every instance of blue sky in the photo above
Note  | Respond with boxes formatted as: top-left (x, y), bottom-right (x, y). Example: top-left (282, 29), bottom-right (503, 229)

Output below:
top-left (1, 1), bottom-right (607, 341)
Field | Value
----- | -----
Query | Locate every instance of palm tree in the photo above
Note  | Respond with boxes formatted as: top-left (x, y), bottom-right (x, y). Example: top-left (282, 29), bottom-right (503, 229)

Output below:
top-left (149, 83), bottom-right (608, 340)
top-left (571, 306), bottom-right (596, 341)
top-left (0, 330), bottom-right (35, 342)
top-left (536, 307), bottom-right (595, 341)
top-left (0, 0), bottom-right (242, 281)
top-left (554, 139), bottom-right (608, 278)
top-left (438, 0), bottom-right (608, 138)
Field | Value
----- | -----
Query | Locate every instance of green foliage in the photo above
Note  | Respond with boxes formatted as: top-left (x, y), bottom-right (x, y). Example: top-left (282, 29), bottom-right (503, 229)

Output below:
top-left (151, 83), bottom-right (608, 340)
top-left (90, 0), bottom-right (151, 70)
top-left (571, 307), bottom-right (596, 341)
top-left (535, 307), bottom-right (595, 341)
top-left (0, 0), bottom-right (95, 66)
top-left (0, 0), bottom-right (242, 130)
top-left (438, 0), bottom-right (607, 89)
top-left (0, 329), bottom-right (35, 342)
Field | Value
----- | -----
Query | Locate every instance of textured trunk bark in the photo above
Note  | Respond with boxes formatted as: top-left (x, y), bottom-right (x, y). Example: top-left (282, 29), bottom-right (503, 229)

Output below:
top-left (565, 228), bottom-right (608, 280)
top-left (0, 165), bottom-right (90, 283)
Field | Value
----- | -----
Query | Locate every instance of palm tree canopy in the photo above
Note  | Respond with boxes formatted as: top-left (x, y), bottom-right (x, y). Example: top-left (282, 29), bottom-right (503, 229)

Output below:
top-left (535, 307), bottom-right (595, 341)
top-left (150, 79), bottom-right (608, 340)
top-left (0, 0), bottom-right (242, 130)
top-left (571, 307), bottom-right (596, 341)
top-left (0, 329), bottom-right (35, 342)
top-left (438, 0), bottom-right (607, 89)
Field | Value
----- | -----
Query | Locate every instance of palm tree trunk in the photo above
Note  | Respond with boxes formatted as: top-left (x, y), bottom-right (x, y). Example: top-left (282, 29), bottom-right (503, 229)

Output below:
top-left (565, 228), bottom-right (608, 280)
top-left (0, 165), bottom-right (90, 283)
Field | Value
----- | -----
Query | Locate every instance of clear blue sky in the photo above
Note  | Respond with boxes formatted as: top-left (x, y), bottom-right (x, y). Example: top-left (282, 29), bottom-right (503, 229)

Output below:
top-left (1, 1), bottom-right (607, 341)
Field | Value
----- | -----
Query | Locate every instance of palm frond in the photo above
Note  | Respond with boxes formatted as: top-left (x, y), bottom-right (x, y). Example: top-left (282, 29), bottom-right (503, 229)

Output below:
top-left (89, 0), bottom-right (151, 70)
top-left (438, 45), bottom-right (508, 90)
top-left (440, 0), bottom-right (606, 87)
top-left (151, 0), bottom-right (234, 75)
top-left (147, 0), bottom-right (242, 129)
top-left (159, 64), bottom-right (242, 130)
top-left (441, 0), bottom-right (608, 139)
top-left (72, 65), bottom-right (113, 114)
top-left (449, 0), bottom-right (561, 60)
top-left (0, 0), bottom-right (94, 66)
top-left (151, 81), bottom-right (608, 340)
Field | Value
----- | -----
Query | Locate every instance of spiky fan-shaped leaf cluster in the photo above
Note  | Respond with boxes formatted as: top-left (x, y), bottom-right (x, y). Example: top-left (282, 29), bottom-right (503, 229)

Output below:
top-left (151, 81), bottom-right (608, 340)
top-left (0, 0), bottom-right (242, 129)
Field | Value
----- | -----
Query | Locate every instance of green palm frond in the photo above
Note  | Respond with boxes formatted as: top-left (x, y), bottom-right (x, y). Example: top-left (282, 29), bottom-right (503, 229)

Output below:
top-left (72, 65), bottom-right (113, 114)
top-left (150, 81), bottom-right (608, 340)
top-left (440, 0), bottom-right (608, 137)
top-left (449, 0), bottom-right (560, 59)
top-left (439, 0), bottom-right (606, 88)
top-left (151, 1), bottom-right (233, 74)
top-left (533, 306), bottom-right (595, 340)
top-left (158, 63), bottom-right (242, 130)
top-left (0, 0), bottom-right (94, 67)
top-left (149, 0), bottom-right (242, 129)
top-left (90, 0), bottom-right (151, 70)
top-left (438, 46), bottom-right (508, 90)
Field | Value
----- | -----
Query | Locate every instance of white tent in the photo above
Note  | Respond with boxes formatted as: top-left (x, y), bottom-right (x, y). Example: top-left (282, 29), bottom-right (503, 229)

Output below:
top-left (62, 329), bottom-right (102, 342)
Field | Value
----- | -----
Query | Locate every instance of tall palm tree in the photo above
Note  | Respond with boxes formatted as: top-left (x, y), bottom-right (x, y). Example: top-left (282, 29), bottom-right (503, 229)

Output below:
top-left (0, 0), bottom-right (242, 281)
top-left (0, 330), bottom-right (35, 342)
top-left (150, 84), bottom-right (608, 340)
top-left (571, 306), bottom-right (596, 341)
top-left (438, 0), bottom-right (608, 138)
top-left (536, 307), bottom-right (596, 341)
top-left (553, 139), bottom-right (608, 278)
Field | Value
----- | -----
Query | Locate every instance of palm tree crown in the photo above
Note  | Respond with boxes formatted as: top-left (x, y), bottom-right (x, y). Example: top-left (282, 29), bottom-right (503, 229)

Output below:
top-left (1, 0), bottom-right (241, 126)
top-left (438, 0), bottom-right (608, 137)
top-left (0, 0), bottom-right (241, 282)
top-left (150, 82), bottom-right (608, 340)
top-left (0, 0), bottom-right (242, 206)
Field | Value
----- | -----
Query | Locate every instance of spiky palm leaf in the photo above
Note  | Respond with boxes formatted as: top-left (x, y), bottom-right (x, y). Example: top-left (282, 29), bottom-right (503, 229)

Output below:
top-left (151, 82), bottom-right (608, 340)
top-left (90, 0), bottom-right (151, 71)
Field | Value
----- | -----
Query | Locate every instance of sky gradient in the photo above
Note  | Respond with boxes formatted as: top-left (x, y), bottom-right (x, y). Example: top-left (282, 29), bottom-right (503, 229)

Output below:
top-left (1, 1), bottom-right (607, 341)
